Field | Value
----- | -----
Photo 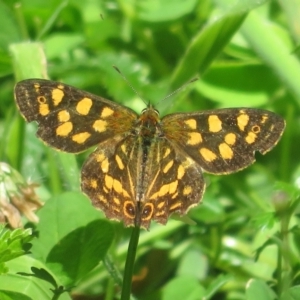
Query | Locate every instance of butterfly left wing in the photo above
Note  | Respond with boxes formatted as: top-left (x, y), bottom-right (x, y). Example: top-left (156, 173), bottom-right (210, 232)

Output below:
top-left (162, 108), bottom-right (285, 174)
top-left (14, 79), bottom-right (138, 153)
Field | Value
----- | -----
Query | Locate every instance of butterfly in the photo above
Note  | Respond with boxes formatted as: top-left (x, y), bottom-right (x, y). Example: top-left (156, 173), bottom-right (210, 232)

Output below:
top-left (15, 79), bottom-right (285, 229)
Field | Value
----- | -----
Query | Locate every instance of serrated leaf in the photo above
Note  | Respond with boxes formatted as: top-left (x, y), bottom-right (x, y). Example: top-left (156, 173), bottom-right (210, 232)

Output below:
top-left (3, 256), bottom-right (71, 300)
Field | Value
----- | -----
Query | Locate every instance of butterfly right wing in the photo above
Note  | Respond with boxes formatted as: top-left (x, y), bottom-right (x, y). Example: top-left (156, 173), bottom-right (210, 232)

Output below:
top-left (162, 108), bottom-right (285, 174)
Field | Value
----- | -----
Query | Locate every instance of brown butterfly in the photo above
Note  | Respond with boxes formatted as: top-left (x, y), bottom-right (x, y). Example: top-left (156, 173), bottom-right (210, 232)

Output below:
top-left (15, 79), bottom-right (285, 229)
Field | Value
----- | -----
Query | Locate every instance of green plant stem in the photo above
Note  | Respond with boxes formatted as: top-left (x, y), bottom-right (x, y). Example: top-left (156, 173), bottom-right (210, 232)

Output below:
top-left (103, 255), bottom-right (123, 288)
top-left (121, 226), bottom-right (140, 300)
top-left (278, 210), bottom-right (292, 295)
top-left (210, 225), bottom-right (222, 263)
top-left (52, 294), bottom-right (59, 300)
top-left (104, 278), bottom-right (115, 300)
top-left (276, 244), bottom-right (282, 296)
top-left (36, 0), bottom-right (68, 40)
top-left (280, 104), bottom-right (293, 182)
top-left (51, 288), bottom-right (63, 300)
top-left (14, 2), bottom-right (29, 40)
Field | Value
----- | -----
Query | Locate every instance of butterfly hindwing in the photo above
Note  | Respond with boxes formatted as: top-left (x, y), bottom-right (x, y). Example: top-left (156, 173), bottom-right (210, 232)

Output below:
top-left (81, 133), bottom-right (205, 229)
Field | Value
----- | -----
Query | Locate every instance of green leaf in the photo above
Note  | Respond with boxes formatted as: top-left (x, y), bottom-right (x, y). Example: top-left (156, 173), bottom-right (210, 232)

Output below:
top-left (9, 42), bottom-right (48, 80)
top-left (240, 9), bottom-right (300, 104)
top-left (251, 212), bottom-right (276, 231)
top-left (56, 152), bottom-right (80, 191)
top-left (161, 276), bottom-right (206, 300)
top-left (280, 286), bottom-right (300, 300)
top-left (43, 33), bottom-right (84, 60)
top-left (205, 274), bottom-right (232, 299)
top-left (0, 1), bottom-right (21, 51)
top-left (177, 249), bottom-right (208, 280)
top-left (18, 267), bottom-right (58, 289)
top-left (0, 225), bottom-right (33, 268)
top-left (246, 279), bottom-right (277, 300)
top-left (30, 192), bottom-right (114, 286)
top-left (190, 194), bottom-right (225, 224)
top-left (197, 63), bottom-right (281, 107)
top-left (137, 0), bottom-right (198, 22)
top-left (0, 291), bottom-right (31, 300)
top-left (31, 192), bottom-right (108, 260)
top-left (170, 9), bottom-right (246, 90)
top-left (169, 0), bottom-right (271, 93)
top-left (2, 255), bottom-right (71, 300)
top-left (46, 219), bottom-right (114, 286)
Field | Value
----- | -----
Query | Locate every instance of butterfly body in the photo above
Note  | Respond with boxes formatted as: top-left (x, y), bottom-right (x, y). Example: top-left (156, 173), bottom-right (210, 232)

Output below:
top-left (15, 79), bottom-right (285, 229)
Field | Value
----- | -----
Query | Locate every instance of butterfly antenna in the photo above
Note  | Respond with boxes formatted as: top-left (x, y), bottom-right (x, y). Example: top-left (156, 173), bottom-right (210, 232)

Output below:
top-left (113, 66), bottom-right (148, 106)
top-left (160, 77), bottom-right (198, 103)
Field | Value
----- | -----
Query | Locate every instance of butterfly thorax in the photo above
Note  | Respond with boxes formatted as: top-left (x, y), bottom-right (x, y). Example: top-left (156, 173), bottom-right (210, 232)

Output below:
top-left (135, 106), bottom-right (162, 138)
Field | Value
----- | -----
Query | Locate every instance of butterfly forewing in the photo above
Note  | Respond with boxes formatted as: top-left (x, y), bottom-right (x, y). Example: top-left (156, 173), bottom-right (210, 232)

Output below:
top-left (162, 108), bottom-right (285, 174)
top-left (14, 79), bottom-right (137, 152)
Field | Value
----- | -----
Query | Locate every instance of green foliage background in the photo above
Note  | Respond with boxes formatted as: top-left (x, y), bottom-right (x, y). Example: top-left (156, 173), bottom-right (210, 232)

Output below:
top-left (0, 0), bottom-right (299, 299)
